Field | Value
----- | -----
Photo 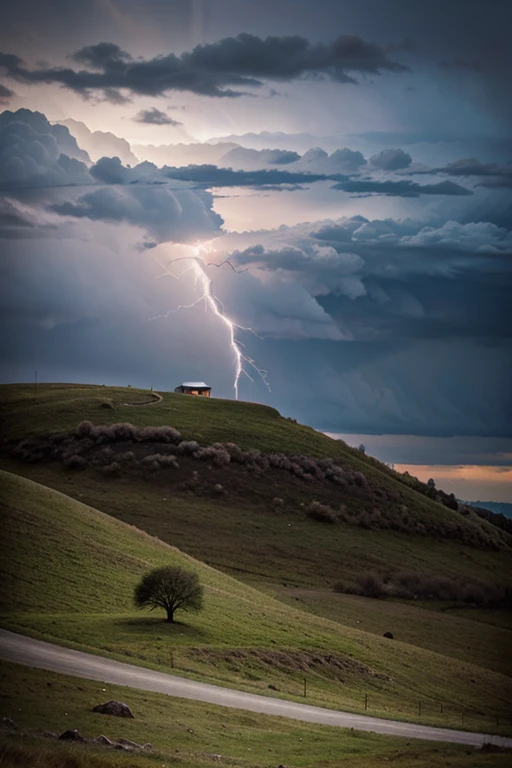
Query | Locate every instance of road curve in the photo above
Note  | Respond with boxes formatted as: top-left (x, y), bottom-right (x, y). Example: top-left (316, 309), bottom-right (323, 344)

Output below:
top-left (1, 629), bottom-right (510, 748)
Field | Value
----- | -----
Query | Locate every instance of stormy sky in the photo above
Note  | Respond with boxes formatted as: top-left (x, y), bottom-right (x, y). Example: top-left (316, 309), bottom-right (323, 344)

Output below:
top-left (0, 0), bottom-right (511, 501)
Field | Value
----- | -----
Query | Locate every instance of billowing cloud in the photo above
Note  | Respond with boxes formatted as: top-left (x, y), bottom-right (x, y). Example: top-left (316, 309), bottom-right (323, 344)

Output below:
top-left (59, 119), bottom-right (138, 165)
top-left (0, 110), bottom-right (91, 188)
top-left (369, 148), bottom-right (412, 170)
top-left (134, 107), bottom-right (182, 126)
top-left (51, 185), bottom-right (223, 244)
top-left (0, 33), bottom-right (409, 101)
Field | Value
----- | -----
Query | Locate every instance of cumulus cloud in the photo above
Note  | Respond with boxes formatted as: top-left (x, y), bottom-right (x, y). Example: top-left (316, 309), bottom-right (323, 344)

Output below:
top-left (134, 108), bottom-right (182, 126)
top-left (59, 119), bottom-right (138, 165)
top-left (369, 148), bottom-right (412, 170)
top-left (0, 111), bottom-right (91, 188)
top-left (51, 185), bottom-right (223, 244)
top-left (0, 108), bottom-right (90, 163)
top-left (0, 33), bottom-right (409, 100)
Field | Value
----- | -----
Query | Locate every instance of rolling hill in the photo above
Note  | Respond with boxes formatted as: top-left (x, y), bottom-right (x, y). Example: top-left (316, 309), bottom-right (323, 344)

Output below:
top-left (1, 468), bottom-right (511, 733)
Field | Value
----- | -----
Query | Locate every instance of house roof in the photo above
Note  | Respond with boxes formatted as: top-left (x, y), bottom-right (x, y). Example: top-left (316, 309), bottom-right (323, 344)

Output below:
top-left (181, 381), bottom-right (210, 388)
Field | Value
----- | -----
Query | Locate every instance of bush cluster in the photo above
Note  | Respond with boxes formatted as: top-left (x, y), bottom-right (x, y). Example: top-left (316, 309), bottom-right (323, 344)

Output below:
top-left (11, 421), bottom-right (510, 553)
top-left (303, 497), bottom-right (505, 550)
top-left (334, 570), bottom-right (512, 608)
top-left (75, 421), bottom-right (182, 444)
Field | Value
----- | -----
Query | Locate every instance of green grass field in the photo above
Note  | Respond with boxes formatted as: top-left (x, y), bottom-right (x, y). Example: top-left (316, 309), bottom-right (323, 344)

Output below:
top-left (3, 662), bottom-right (510, 768)
top-left (1, 470), bottom-right (511, 736)
top-left (276, 588), bottom-right (512, 678)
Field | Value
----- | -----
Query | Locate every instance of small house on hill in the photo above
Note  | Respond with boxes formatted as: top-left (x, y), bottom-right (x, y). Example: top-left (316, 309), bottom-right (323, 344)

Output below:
top-left (174, 381), bottom-right (211, 397)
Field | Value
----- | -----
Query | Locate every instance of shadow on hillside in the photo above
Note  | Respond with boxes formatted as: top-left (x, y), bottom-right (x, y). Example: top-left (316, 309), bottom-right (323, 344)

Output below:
top-left (113, 615), bottom-right (209, 641)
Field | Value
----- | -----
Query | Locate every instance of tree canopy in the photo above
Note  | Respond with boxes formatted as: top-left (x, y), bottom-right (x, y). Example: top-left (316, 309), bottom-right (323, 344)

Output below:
top-left (134, 566), bottom-right (204, 623)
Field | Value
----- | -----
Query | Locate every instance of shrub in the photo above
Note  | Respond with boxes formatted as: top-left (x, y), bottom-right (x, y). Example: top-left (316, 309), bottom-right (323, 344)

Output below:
top-left (62, 454), bottom-right (86, 469)
top-left (102, 461), bottom-right (121, 477)
top-left (195, 445), bottom-right (231, 466)
top-left (176, 440), bottom-right (200, 455)
top-left (224, 443), bottom-right (246, 463)
top-left (75, 420), bottom-right (95, 438)
top-left (352, 573), bottom-right (386, 599)
top-left (306, 501), bottom-right (337, 524)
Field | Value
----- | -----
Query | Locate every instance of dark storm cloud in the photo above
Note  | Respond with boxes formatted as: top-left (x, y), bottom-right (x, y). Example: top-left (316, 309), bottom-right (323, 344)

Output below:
top-left (0, 33), bottom-right (409, 100)
top-left (51, 185), bottom-right (223, 244)
top-left (134, 107), bottom-right (182, 126)
top-left (369, 148), bottom-right (412, 170)
top-left (333, 179), bottom-right (472, 197)
top-left (162, 164), bottom-right (341, 187)
top-left (72, 42), bottom-right (132, 69)
top-left (226, 214), bottom-right (512, 340)
top-left (220, 147), bottom-right (300, 169)
top-left (0, 83), bottom-right (14, 103)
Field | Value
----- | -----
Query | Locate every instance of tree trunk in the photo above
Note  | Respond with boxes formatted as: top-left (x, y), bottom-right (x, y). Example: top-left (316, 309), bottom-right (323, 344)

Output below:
top-left (166, 609), bottom-right (174, 622)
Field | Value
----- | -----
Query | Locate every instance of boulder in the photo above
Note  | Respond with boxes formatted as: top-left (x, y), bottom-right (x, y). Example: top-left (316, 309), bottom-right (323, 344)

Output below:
top-left (383, 631), bottom-right (394, 639)
top-left (59, 729), bottom-right (86, 742)
top-left (92, 700), bottom-right (134, 718)
top-left (118, 737), bottom-right (141, 749)
top-left (93, 735), bottom-right (114, 746)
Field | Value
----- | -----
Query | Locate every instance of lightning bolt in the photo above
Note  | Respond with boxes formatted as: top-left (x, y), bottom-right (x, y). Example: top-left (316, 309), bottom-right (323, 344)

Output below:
top-left (150, 244), bottom-right (270, 400)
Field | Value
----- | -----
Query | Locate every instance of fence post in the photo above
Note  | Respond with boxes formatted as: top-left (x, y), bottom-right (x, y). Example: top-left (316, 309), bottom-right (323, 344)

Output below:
top-left (365, 694), bottom-right (368, 711)
top-left (418, 701), bottom-right (421, 717)
top-left (303, 678), bottom-right (307, 698)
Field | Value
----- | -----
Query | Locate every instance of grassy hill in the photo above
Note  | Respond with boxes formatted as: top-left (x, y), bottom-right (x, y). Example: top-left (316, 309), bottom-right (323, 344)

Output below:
top-left (0, 383), bottom-right (509, 595)
top-left (1, 469), bottom-right (511, 734)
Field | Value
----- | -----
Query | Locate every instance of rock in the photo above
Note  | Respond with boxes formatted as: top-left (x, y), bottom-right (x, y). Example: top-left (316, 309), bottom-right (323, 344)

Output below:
top-left (92, 700), bottom-right (134, 718)
top-left (141, 743), bottom-right (153, 751)
top-left (59, 729), bottom-right (86, 742)
top-left (1, 717), bottom-right (17, 730)
top-left (118, 738), bottom-right (141, 749)
top-left (93, 735), bottom-right (114, 746)
top-left (268, 684), bottom-right (279, 691)
top-left (383, 631), bottom-right (394, 639)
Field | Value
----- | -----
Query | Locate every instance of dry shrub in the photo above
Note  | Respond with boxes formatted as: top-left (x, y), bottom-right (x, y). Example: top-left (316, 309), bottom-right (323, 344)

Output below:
top-left (176, 440), bottom-right (200, 455)
top-left (195, 445), bottom-right (231, 466)
top-left (341, 572), bottom-right (386, 599)
top-left (223, 443), bottom-right (247, 463)
top-left (62, 454), bottom-right (86, 469)
top-left (306, 501), bottom-right (337, 524)
top-left (101, 461), bottom-right (121, 477)
top-left (75, 420), bottom-right (95, 438)
top-left (136, 425), bottom-right (181, 443)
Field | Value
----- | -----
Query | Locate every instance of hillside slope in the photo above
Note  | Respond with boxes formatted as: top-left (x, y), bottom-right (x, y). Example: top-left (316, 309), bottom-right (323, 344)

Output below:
top-left (1, 384), bottom-right (509, 594)
top-left (1, 470), bottom-right (511, 732)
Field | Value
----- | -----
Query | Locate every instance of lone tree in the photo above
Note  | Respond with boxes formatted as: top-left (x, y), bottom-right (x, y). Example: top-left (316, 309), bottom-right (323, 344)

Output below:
top-left (134, 566), bottom-right (204, 623)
